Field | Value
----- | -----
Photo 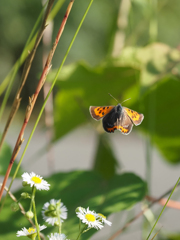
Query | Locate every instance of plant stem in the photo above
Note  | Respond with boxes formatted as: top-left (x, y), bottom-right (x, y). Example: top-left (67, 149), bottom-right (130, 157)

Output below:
top-left (0, 0), bottom-right (73, 202)
top-left (108, 181), bottom-right (180, 240)
top-left (146, 177), bottom-right (180, 240)
top-left (0, 0), bottom-right (94, 207)
top-left (76, 225), bottom-right (87, 240)
top-left (31, 186), bottom-right (41, 240)
top-left (42, 0), bottom-right (55, 174)
top-left (56, 200), bottom-right (61, 234)
top-left (0, 0), bottom-right (65, 97)
top-left (0, 0), bottom-right (54, 151)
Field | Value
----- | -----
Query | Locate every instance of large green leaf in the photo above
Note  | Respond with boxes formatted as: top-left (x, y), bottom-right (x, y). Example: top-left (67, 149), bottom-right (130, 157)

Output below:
top-left (51, 61), bottom-right (140, 139)
top-left (0, 171), bottom-right (146, 240)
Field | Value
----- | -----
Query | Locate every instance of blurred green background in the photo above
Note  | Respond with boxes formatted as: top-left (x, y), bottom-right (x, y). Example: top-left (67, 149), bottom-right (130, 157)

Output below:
top-left (1, 0), bottom-right (180, 239)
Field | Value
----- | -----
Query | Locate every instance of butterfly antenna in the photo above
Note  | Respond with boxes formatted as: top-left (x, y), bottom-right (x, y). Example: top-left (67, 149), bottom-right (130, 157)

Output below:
top-left (121, 98), bottom-right (131, 104)
top-left (108, 93), bottom-right (118, 103)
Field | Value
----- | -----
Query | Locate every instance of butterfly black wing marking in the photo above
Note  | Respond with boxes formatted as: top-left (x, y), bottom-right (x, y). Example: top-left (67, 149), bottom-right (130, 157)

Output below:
top-left (102, 108), bottom-right (117, 132)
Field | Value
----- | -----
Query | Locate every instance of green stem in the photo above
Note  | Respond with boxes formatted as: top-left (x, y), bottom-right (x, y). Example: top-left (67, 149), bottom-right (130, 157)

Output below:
top-left (146, 177), bottom-right (180, 240)
top-left (29, 194), bottom-right (33, 212)
top-left (32, 186), bottom-right (41, 240)
top-left (79, 218), bottom-right (81, 231)
top-left (76, 225), bottom-right (87, 240)
top-left (1, 0), bottom-right (94, 208)
top-left (57, 200), bottom-right (61, 234)
top-left (31, 235), bottom-right (36, 240)
top-left (0, 6), bottom-right (44, 122)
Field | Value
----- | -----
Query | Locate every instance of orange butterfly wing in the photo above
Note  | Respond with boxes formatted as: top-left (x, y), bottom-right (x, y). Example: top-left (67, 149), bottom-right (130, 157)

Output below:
top-left (124, 107), bottom-right (144, 126)
top-left (89, 106), bottom-right (114, 120)
top-left (106, 125), bottom-right (131, 134)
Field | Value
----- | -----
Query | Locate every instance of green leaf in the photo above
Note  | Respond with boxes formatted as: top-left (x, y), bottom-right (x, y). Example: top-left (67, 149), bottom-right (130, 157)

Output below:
top-left (0, 171), bottom-right (146, 240)
top-left (133, 76), bottom-right (180, 163)
top-left (0, 141), bottom-right (23, 177)
top-left (51, 61), bottom-right (140, 139)
top-left (109, 43), bottom-right (180, 164)
top-left (93, 134), bottom-right (119, 179)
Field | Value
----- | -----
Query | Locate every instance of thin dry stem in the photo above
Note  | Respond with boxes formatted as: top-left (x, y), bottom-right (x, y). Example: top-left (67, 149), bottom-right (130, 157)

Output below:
top-left (0, 0), bottom-right (55, 151)
top-left (0, 0), bottom-right (75, 200)
top-left (0, 183), bottom-right (45, 240)
top-left (42, 11), bottom-right (55, 173)
top-left (108, 184), bottom-right (180, 240)
top-left (146, 195), bottom-right (180, 209)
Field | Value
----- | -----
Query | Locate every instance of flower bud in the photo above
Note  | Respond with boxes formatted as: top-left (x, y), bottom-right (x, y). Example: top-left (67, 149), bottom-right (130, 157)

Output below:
top-left (44, 204), bottom-right (57, 217)
top-left (54, 221), bottom-right (60, 227)
top-left (21, 192), bottom-right (31, 199)
top-left (75, 207), bottom-right (84, 213)
top-left (25, 211), bottom-right (34, 219)
top-left (11, 202), bottom-right (19, 212)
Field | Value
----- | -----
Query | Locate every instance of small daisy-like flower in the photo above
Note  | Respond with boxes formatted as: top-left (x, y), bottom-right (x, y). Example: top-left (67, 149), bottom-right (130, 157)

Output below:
top-left (76, 207), bottom-right (103, 230)
top-left (22, 172), bottom-right (50, 191)
top-left (97, 213), bottom-right (112, 226)
top-left (16, 225), bottom-right (46, 237)
top-left (42, 199), bottom-right (68, 226)
top-left (48, 233), bottom-right (69, 240)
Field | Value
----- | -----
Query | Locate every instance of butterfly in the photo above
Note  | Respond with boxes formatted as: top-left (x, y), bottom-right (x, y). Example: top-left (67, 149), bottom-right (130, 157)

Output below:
top-left (89, 104), bottom-right (144, 135)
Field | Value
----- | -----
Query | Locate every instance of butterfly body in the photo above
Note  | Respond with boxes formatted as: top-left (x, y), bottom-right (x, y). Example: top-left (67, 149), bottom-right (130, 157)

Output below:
top-left (89, 104), bottom-right (144, 135)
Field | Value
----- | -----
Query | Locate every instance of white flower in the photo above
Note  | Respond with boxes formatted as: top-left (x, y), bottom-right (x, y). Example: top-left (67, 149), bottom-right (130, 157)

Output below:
top-left (42, 199), bottom-right (68, 226)
top-left (22, 172), bottom-right (50, 191)
top-left (16, 225), bottom-right (46, 237)
top-left (76, 207), bottom-right (103, 230)
top-left (48, 233), bottom-right (69, 240)
top-left (97, 213), bottom-right (112, 226)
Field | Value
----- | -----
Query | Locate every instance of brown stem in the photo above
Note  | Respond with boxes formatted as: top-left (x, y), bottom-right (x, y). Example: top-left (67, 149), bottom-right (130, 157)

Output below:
top-left (0, 0), bottom-right (55, 151)
top-left (146, 195), bottom-right (180, 209)
top-left (0, 183), bottom-right (45, 240)
top-left (108, 184), bottom-right (180, 240)
top-left (42, 7), bottom-right (55, 173)
top-left (0, 0), bottom-right (75, 201)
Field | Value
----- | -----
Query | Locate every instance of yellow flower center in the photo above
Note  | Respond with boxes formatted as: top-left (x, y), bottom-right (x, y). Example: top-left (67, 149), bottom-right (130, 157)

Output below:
top-left (85, 213), bottom-right (96, 222)
top-left (27, 227), bottom-right (36, 234)
top-left (31, 176), bottom-right (42, 184)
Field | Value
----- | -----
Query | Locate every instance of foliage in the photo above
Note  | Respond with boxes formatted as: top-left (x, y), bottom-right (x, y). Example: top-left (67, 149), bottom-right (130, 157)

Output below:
top-left (49, 43), bottom-right (180, 164)
top-left (0, 0), bottom-right (180, 239)
top-left (0, 171), bottom-right (146, 239)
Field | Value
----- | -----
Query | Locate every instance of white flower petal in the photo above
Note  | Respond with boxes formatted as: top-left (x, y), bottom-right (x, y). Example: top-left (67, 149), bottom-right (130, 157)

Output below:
top-left (48, 233), bottom-right (68, 240)
top-left (76, 207), bottom-right (103, 230)
top-left (22, 172), bottom-right (50, 191)
top-left (16, 225), bottom-right (46, 237)
top-left (102, 218), bottom-right (112, 226)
